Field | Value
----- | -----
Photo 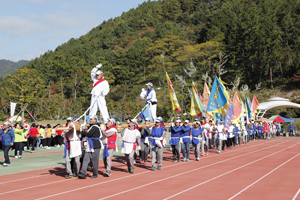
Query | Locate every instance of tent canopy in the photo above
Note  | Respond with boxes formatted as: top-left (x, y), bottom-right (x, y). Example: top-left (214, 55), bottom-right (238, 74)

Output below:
top-left (269, 115), bottom-right (294, 123)
top-left (256, 118), bottom-right (272, 122)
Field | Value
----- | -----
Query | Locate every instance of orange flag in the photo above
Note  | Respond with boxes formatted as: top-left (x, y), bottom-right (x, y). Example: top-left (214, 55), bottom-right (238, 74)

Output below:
top-left (202, 81), bottom-right (210, 111)
top-left (231, 92), bottom-right (242, 124)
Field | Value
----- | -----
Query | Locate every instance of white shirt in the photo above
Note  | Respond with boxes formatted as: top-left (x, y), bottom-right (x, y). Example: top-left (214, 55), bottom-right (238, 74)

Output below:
top-left (122, 128), bottom-right (140, 154)
top-left (228, 126), bottom-right (234, 138)
top-left (91, 67), bottom-right (110, 96)
top-left (143, 88), bottom-right (157, 103)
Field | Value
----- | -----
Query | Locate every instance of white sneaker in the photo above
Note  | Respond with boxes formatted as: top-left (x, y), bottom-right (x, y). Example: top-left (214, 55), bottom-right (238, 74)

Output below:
top-left (196, 157), bottom-right (200, 161)
top-left (186, 159), bottom-right (189, 162)
top-left (15, 156), bottom-right (18, 158)
top-left (183, 157), bottom-right (186, 162)
top-left (3, 163), bottom-right (8, 166)
top-left (46, 147), bottom-right (51, 149)
top-left (217, 150), bottom-right (221, 154)
top-left (57, 145), bottom-right (60, 147)
top-left (19, 156), bottom-right (22, 159)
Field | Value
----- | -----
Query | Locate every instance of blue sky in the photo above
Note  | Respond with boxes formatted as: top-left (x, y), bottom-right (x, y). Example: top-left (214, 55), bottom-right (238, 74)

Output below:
top-left (0, 0), bottom-right (150, 61)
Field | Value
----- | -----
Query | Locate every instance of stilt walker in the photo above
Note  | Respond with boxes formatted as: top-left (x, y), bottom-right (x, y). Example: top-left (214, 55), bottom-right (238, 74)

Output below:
top-left (89, 63), bottom-right (110, 124)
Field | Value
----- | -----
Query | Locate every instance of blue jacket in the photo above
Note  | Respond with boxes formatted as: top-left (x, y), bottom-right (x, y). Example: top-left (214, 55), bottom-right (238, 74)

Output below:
top-left (257, 126), bottom-right (263, 133)
top-left (191, 128), bottom-right (203, 145)
top-left (0, 129), bottom-right (15, 146)
top-left (289, 124), bottom-right (294, 131)
top-left (169, 126), bottom-right (182, 145)
top-left (180, 126), bottom-right (191, 143)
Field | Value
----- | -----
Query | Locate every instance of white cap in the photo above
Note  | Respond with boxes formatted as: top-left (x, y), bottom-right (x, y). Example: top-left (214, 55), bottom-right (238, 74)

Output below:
top-left (3, 122), bottom-right (10, 126)
top-left (175, 119), bottom-right (181, 123)
top-left (130, 119), bottom-right (138, 125)
top-left (195, 121), bottom-right (201, 125)
top-left (184, 120), bottom-right (189, 123)
top-left (108, 118), bottom-right (116, 124)
top-left (90, 115), bottom-right (98, 120)
top-left (67, 117), bottom-right (73, 121)
top-left (145, 118), bottom-right (150, 121)
top-left (96, 70), bottom-right (103, 75)
top-left (145, 82), bottom-right (153, 87)
top-left (157, 117), bottom-right (163, 121)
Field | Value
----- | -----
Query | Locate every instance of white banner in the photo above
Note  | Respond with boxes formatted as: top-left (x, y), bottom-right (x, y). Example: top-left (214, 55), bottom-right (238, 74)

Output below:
top-left (10, 102), bottom-right (17, 117)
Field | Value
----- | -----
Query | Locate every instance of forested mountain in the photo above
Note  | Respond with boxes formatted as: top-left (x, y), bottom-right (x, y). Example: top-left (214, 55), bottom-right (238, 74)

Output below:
top-left (1, 0), bottom-right (300, 121)
top-left (0, 59), bottom-right (29, 77)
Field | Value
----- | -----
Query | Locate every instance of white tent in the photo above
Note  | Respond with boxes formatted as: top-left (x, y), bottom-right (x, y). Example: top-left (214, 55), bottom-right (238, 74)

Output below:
top-left (257, 97), bottom-right (300, 118)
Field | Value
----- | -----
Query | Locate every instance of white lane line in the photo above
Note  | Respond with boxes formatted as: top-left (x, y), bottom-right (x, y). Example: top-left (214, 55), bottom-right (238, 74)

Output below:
top-left (292, 188), bottom-right (300, 200)
top-left (35, 139), bottom-right (286, 200)
top-left (162, 142), bottom-right (300, 200)
top-left (0, 179), bottom-right (70, 195)
top-left (97, 140), bottom-right (294, 199)
top-left (228, 153), bottom-right (300, 199)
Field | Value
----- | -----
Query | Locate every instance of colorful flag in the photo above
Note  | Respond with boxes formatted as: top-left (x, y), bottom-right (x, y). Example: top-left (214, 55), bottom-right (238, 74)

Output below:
top-left (166, 73), bottom-right (181, 114)
top-left (206, 76), bottom-right (229, 115)
top-left (246, 96), bottom-right (252, 119)
top-left (241, 101), bottom-right (245, 129)
top-left (190, 85), bottom-right (203, 117)
top-left (202, 81), bottom-right (210, 111)
top-left (224, 103), bottom-right (234, 128)
top-left (251, 95), bottom-right (259, 119)
top-left (231, 92), bottom-right (242, 124)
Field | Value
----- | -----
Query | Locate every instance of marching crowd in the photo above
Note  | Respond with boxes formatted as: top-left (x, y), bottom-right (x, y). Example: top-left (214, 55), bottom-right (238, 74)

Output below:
top-left (0, 115), bottom-right (292, 179)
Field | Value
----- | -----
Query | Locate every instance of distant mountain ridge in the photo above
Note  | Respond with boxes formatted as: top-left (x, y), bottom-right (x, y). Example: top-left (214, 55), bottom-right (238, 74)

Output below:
top-left (0, 59), bottom-right (29, 77)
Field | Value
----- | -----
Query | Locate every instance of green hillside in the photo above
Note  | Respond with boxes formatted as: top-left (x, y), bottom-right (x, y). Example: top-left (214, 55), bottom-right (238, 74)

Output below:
top-left (0, 59), bottom-right (29, 77)
top-left (0, 0), bottom-right (300, 121)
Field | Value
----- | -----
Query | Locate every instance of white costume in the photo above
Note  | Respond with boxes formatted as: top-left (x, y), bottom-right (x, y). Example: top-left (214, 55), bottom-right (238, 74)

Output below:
top-left (89, 64), bottom-right (110, 124)
top-left (142, 83), bottom-right (157, 120)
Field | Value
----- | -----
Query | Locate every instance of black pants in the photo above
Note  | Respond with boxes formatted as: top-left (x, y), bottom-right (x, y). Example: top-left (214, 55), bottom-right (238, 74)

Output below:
top-left (3, 145), bottom-right (10, 164)
top-left (171, 144), bottom-right (180, 161)
top-left (30, 137), bottom-right (37, 151)
top-left (14, 142), bottom-right (23, 156)
top-left (46, 138), bottom-right (51, 147)
top-left (55, 135), bottom-right (62, 146)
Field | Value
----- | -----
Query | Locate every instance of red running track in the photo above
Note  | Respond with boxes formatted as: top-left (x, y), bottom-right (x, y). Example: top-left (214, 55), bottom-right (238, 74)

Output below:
top-left (0, 138), bottom-right (299, 200)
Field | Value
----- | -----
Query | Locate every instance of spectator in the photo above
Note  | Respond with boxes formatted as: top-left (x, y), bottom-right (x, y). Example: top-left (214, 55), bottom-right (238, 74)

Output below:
top-left (26, 123), bottom-right (39, 153)
top-left (45, 124), bottom-right (52, 149)
top-left (0, 122), bottom-right (15, 166)
top-left (14, 123), bottom-right (27, 158)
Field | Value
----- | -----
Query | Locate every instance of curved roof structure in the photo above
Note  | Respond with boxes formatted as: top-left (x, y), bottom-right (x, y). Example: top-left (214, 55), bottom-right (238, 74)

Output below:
top-left (257, 97), bottom-right (300, 118)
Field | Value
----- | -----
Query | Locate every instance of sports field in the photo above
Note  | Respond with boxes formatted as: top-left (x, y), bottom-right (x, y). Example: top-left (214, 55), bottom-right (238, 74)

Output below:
top-left (0, 137), bottom-right (299, 200)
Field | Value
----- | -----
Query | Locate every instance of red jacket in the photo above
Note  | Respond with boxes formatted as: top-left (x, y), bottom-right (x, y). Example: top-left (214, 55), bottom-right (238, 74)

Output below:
top-left (28, 127), bottom-right (39, 137)
top-left (263, 124), bottom-right (268, 133)
top-left (104, 125), bottom-right (118, 149)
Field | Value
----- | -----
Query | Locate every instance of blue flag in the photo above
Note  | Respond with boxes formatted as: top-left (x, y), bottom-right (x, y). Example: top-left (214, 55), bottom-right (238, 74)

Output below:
top-left (224, 103), bottom-right (233, 128)
top-left (140, 104), bottom-right (154, 123)
top-left (207, 76), bottom-right (229, 115)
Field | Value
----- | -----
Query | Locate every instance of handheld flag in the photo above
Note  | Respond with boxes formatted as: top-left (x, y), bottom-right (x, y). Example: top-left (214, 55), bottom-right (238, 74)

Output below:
top-left (231, 92), bottom-right (242, 124)
top-left (166, 73), bottom-right (181, 114)
top-left (206, 76), bottom-right (229, 115)
top-left (224, 103), bottom-right (234, 128)
top-left (246, 96), bottom-right (252, 119)
top-left (190, 84), bottom-right (203, 117)
top-left (202, 81), bottom-right (210, 111)
top-left (251, 95), bottom-right (259, 119)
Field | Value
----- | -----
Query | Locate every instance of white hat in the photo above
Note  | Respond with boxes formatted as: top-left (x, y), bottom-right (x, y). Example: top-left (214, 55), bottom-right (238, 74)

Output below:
top-left (90, 115), bottom-right (98, 120)
top-left (195, 121), bottom-right (201, 125)
top-left (96, 70), bottom-right (103, 75)
top-left (145, 118), bottom-right (150, 121)
top-left (67, 117), bottom-right (73, 121)
top-left (130, 119), bottom-right (138, 125)
top-left (145, 82), bottom-right (153, 87)
top-left (108, 118), bottom-right (116, 124)
top-left (184, 119), bottom-right (189, 123)
top-left (3, 122), bottom-right (10, 126)
top-left (175, 119), bottom-right (181, 123)
top-left (157, 117), bottom-right (163, 121)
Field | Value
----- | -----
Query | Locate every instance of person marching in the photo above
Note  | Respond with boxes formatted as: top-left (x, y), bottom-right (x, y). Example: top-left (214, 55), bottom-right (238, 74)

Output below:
top-left (233, 122), bottom-right (240, 145)
top-left (0, 122), bottom-right (15, 166)
top-left (101, 118), bottom-right (118, 177)
top-left (216, 120), bottom-right (225, 153)
top-left (191, 121), bottom-right (203, 161)
top-left (257, 123), bottom-right (263, 139)
top-left (180, 119), bottom-right (191, 161)
top-left (150, 118), bottom-right (166, 170)
top-left (228, 123), bottom-right (234, 148)
top-left (242, 122), bottom-right (248, 144)
top-left (89, 63), bottom-right (110, 124)
top-left (139, 118), bottom-right (151, 164)
top-left (121, 118), bottom-right (141, 173)
top-left (78, 115), bottom-right (102, 179)
top-left (263, 121), bottom-right (268, 139)
top-left (169, 119), bottom-right (182, 162)
top-left (252, 122), bottom-right (257, 141)
top-left (64, 120), bottom-right (82, 179)
top-left (200, 117), bottom-right (210, 156)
